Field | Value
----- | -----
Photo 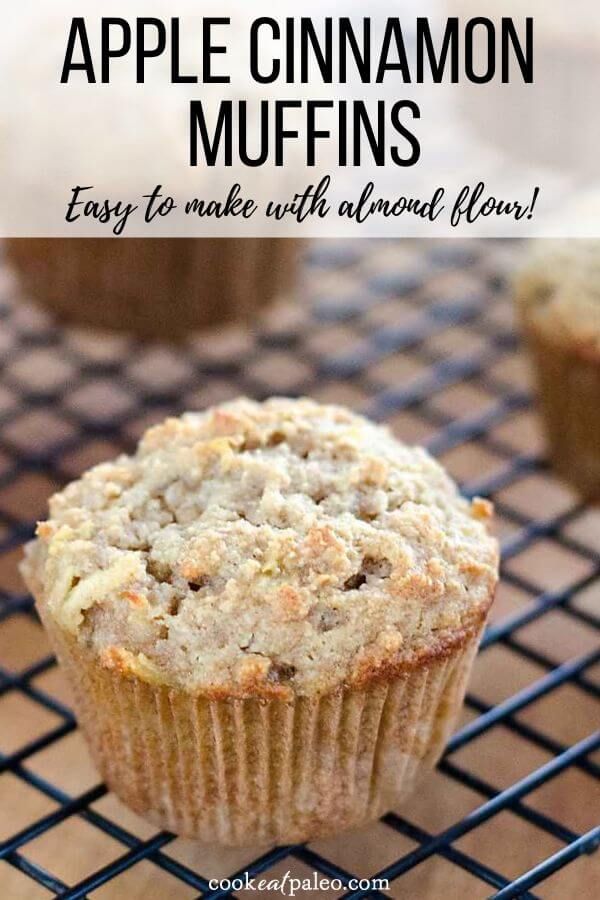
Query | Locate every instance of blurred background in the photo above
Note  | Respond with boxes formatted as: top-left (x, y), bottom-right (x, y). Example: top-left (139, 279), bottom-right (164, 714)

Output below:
top-left (0, 236), bottom-right (598, 898)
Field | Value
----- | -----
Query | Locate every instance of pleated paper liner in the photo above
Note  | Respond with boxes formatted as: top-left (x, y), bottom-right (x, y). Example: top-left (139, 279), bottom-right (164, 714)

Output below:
top-left (37, 602), bottom-right (483, 847)
top-left (5, 238), bottom-right (300, 340)
top-left (523, 327), bottom-right (600, 501)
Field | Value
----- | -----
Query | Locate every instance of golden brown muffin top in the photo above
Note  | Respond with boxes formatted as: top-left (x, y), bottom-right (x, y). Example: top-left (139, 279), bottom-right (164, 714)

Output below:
top-left (517, 240), bottom-right (600, 356)
top-left (23, 398), bottom-right (498, 697)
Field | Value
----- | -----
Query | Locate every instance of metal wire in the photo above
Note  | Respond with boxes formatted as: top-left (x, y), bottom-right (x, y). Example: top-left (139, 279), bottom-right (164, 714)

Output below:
top-left (0, 240), bottom-right (597, 898)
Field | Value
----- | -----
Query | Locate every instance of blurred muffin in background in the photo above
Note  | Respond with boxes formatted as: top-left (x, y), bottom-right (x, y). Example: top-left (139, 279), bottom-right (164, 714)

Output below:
top-left (515, 240), bottom-right (600, 500)
top-left (5, 238), bottom-right (300, 340)
top-left (1, 6), bottom-right (302, 340)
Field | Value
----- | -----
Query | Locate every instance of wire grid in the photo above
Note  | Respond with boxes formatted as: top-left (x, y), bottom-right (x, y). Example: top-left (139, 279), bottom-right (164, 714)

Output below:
top-left (0, 238), bottom-right (597, 899)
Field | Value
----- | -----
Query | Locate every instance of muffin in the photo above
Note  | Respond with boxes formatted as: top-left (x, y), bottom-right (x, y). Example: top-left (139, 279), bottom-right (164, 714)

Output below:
top-left (21, 397), bottom-right (498, 845)
top-left (1, 8), bottom-right (301, 340)
top-left (516, 241), bottom-right (600, 499)
top-left (5, 239), bottom-right (299, 340)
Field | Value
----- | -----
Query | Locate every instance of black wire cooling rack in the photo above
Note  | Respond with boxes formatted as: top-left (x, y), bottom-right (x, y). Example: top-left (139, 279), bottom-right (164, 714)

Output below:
top-left (0, 239), bottom-right (598, 899)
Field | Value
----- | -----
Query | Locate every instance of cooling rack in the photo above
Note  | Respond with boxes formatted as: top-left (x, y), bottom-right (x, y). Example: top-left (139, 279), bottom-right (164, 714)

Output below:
top-left (0, 239), bottom-right (598, 899)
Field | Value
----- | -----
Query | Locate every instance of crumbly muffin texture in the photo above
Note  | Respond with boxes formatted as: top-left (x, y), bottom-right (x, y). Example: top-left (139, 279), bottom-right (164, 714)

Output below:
top-left (517, 240), bottom-right (600, 354)
top-left (24, 398), bottom-right (498, 696)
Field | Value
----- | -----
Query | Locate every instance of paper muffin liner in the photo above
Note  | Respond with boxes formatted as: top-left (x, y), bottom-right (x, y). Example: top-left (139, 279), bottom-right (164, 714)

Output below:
top-left (5, 238), bottom-right (299, 340)
top-left (522, 326), bottom-right (600, 500)
top-left (38, 601), bottom-right (483, 847)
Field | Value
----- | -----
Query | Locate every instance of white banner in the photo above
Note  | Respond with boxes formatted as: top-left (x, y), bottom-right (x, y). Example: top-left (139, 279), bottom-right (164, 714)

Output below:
top-left (1, 1), bottom-right (599, 236)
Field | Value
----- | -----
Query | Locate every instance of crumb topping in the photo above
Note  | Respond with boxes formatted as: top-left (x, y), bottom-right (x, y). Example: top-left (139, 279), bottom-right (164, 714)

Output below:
top-left (516, 240), bottom-right (600, 355)
top-left (24, 397), bottom-right (498, 696)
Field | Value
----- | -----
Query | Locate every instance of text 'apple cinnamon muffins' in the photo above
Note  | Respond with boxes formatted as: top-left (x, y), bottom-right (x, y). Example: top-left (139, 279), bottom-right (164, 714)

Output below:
top-left (516, 240), bottom-right (600, 500)
top-left (22, 398), bottom-right (498, 845)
